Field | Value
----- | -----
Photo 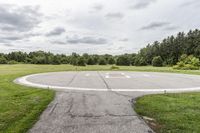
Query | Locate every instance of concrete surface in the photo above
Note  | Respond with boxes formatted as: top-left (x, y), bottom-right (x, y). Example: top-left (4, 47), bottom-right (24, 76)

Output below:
top-left (14, 71), bottom-right (200, 133)
top-left (16, 71), bottom-right (200, 92)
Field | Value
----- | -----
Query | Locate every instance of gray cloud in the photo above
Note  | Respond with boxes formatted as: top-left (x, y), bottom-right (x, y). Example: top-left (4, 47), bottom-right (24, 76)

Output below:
top-left (164, 26), bottom-right (179, 31)
top-left (117, 46), bottom-right (125, 50)
top-left (0, 4), bottom-right (42, 32)
top-left (180, 0), bottom-right (200, 7)
top-left (2, 43), bottom-right (14, 47)
top-left (46, 27), bottom-right (66, 36)
top-left (92, 4), bottom-right (104, 11)
top-left (1, 26), bottom-right (17, 31)
top-left (0, 32), bottom-right (42, 43)
top-left (140, 22), bottom-right (170, 30)
top-left (67, 35), bottom-right (108, 45)
top-left (0, 36), bottom-right (21, 44)
top-left (105, 12), bottom-right (124, 19)
top-left (51, 40), bottom-right (66, 45)
top-left (0, 36), bottom-right (22, 41)
top-left (130, 0), bottom-right (156, 9)
top-left (119, 38), bottom-right (129, 42)
top-left (24, 33), bottom-right (42, 37)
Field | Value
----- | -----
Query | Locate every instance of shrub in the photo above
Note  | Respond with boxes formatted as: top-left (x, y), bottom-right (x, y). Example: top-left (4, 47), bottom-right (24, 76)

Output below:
top-left (7, 60), bottom-right (19, 64)
top-left (152, 56), bottom-right (163, 67)
top-left (173, 55), bottom-right (200, 70)
top-left (110, 65), bottom-right (119, 70)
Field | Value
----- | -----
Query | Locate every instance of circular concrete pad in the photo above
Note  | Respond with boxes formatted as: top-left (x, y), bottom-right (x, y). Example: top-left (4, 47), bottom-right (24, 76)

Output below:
top-left (15, 71), bottom-right (200, 92)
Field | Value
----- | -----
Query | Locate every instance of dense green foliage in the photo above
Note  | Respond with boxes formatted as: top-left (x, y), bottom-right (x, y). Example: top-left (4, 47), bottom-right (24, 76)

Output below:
top-left (0, 56), bottom-right (7, 64)
top-left (152, 56), bottom-right (163, 67)
top-left (138, 29), bottom-right (200, 66)
top-left (173, 54), bottom-right (200, 70)
top-left (1, 29), bottom-right (200, 67)
top-left (76, 57), bottom-right (86, 66)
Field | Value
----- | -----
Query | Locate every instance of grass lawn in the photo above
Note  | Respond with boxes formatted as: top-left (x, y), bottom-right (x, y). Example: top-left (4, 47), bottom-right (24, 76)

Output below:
top-left (135, 93), bottom-right (200, 133)
top-left (1, 64), bottom-right (200, 132)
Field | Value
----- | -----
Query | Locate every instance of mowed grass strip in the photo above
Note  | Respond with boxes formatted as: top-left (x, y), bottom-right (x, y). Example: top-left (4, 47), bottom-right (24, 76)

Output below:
top-left (135, 93), bottom-right (200, 133)
top-left (1, 64), bottom-right (200, 132)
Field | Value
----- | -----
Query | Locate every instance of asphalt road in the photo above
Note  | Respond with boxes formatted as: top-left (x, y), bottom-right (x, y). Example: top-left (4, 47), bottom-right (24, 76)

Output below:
top-left (15, 71), bottom-right (200, 133)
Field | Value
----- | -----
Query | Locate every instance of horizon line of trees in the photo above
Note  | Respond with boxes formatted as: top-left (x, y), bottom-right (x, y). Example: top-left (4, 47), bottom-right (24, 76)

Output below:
top-left (0, 29), bottom-right (200, 67)
top-left (0, 51), bottom-right (136, 66)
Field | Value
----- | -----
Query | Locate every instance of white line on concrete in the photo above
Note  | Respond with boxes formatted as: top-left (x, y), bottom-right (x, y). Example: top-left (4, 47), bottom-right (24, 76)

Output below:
top-left (105, 72), bottom-right (131, 79)
top-left (105, 76), bottom-right (130, 79)
top-left (14, 74), bottom-right (200, 92)
top-left (105, 75), bottom-right (110, 78)
top-left (85, 73), bottom-right (90, 77)
top-left (143, 74), bottom-right (150, 77)
top-left (125, 75), bottom-right (131, 78)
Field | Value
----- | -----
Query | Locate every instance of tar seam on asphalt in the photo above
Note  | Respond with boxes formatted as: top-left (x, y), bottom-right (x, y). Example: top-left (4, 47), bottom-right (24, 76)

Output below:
top-left (67, 71), bottom-right (79, 86)
top-left (66, 98), bottom-right (74, 114)
top-left (49, 102), bottom-right (58, 115)
top-left (97, 71), bottom-right (112, 91)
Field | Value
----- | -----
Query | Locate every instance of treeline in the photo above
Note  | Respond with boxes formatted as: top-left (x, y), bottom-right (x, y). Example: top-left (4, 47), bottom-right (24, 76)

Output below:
top-left (0, 29), bottom-right (200, 67)
top-left (137, 29), bottom-right (200, 66)
top-left (0, 51), bottom-right (136, 66)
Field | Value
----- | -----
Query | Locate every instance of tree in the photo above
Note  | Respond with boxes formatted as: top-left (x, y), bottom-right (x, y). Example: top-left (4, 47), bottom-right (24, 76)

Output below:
top-left (7, 51), bottom-right (27, 63)
top-left (87, 57), bottom-right (95, 65)
top-left (52, 55), bottom-right (61, 65)
top-left (0, 56), bottom-right (7, 64)
top-left (70, 52), bottom-right (80, 65)
top-left (131, 57), bottom-right (136, 66)
top-left (1, 29), bottom-right (200, 66)
top-left (99, 58), bottom-right (107, 65)
top-left (77, 57), bottom-right (86, 66)
top-left (152, 56), bottom-right (163, 67)
top-left (108, 58), bottom-right (115, 65)
top-left (116, 55), bottom-right (131, 66)
top-left (92, 55), bottom-right (100, 65)
top-left (31, 56), bottom-right (46, 64)
top-left (134, 56), bottom-right (147, 66)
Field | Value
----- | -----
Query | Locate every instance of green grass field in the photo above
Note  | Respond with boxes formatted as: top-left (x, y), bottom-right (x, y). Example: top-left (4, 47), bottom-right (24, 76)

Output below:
top-left (135, 93), bottom-right (200, 133)
top-left (1, 64), bottom-right (200, 133)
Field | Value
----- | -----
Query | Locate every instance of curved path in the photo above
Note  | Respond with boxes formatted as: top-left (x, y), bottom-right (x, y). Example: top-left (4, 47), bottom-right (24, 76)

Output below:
top-left (15, 71), bottom-right (200, 133)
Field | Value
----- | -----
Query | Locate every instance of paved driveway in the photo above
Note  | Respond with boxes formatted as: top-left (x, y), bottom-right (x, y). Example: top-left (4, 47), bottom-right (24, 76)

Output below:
top-left (15, 71), bottom-right (200, 133)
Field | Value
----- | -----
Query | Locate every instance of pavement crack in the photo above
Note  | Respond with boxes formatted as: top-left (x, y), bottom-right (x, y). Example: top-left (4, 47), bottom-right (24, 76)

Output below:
top-left (97, 71), bottom-right (136, 99)
top-left (97, 71), bottom-right (111, 91)
top-left (49, 102), bottom-right (58, 115)
top-left (106, 114), bottom-right (136, 117)
top-left (66, 98), bottom-right (74, 114)
top-left (68, 113), bottom-right (137, 118)
top-left (69, 113), bottom-right (103, 118)
top-left (111, 91), bottom-right (134, 98)
top-left (67, 72), bottom-right (79, 86)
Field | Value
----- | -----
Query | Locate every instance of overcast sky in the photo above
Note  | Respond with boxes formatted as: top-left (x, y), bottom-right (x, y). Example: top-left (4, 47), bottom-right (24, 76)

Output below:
top-left (0, 0), bottom-right (200, 55)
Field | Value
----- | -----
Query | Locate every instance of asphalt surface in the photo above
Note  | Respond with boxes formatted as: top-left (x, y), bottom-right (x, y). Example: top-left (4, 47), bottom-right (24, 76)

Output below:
top-left (15, 71), bottom-right (200, 133)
